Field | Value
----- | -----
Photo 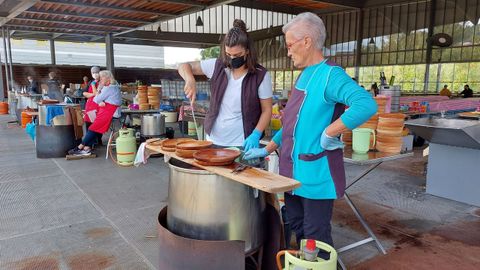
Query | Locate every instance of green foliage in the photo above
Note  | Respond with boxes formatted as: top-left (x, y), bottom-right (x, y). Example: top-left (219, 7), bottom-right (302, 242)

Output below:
top-left (200, 46), bottom-right (220, 60)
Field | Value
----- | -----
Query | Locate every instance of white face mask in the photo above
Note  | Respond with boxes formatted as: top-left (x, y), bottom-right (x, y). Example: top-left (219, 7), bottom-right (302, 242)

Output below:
top-left (92, 73), bottom-right (100, 80)
top-left (28, 79), bottom-right (33, 83)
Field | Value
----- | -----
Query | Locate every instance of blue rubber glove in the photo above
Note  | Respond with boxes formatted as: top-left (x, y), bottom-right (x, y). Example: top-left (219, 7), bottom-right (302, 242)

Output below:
top-left (243, 129), bottom-right (262, 152)
top-left (320, 129), bottom-right (344, 150)
top-left (243, 148), bottom-right (269, 160)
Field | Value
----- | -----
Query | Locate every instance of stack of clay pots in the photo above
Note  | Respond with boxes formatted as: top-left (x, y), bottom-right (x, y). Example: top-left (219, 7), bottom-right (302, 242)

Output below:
top-left (376, 113), bottom-right (406, 153)
top-left (147, 86), bottom-right (161, 110)
top-left (137, 85), bottom-right (149, 110)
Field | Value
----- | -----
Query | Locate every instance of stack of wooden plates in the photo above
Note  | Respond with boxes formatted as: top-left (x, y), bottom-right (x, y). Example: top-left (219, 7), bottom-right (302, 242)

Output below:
top-left (377, 113), bottom-right (405, 136)
top-left (359, 114), bottom-right (378, 130)
top-left (376, 113), bottom-right (406, 153)
top-left (374, 96), bottom-right (388, 114)
top-left (175, 140), bottom-right (213, 158)
top-left (341, 130), bottom-right (352, 146)
top-left (161, 138), bottom-right (195, 152)
top-left (137, 85), bottom-right (149, 110)
top-left (147, 86), bottom-right (161, 110)
top-left (376, 135), bottom-right (403, 153)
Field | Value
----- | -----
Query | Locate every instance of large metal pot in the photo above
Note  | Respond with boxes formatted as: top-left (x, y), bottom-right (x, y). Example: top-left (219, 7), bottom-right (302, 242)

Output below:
top-left (141, 114), bottom-right (165, 136)
top-left (167, 159), bottom-right (266, 253)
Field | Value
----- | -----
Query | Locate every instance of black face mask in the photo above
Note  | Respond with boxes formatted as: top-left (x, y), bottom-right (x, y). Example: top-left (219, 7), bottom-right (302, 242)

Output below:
top-left (230, 56), bottom-right (246, 69)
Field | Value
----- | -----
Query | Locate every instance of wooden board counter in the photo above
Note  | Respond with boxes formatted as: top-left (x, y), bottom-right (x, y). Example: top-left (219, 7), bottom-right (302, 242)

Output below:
top-left (146, 143), bottom-right (300, 194)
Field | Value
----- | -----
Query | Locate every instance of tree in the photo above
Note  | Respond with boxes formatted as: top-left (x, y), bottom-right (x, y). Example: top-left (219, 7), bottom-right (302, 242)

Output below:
top-left (200, 46), bottom-right (220, 60)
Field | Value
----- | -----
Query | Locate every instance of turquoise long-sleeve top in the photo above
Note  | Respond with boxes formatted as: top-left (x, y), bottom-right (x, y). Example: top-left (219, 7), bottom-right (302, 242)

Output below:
top-left (274, 60), bottom-right (377, 199)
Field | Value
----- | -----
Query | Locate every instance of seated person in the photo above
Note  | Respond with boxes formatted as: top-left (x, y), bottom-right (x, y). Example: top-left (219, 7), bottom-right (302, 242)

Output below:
top-left (439, 84), bottom-right (452, 97)
top-left (459, 84), bottom-right (473, 98)
top-left (69, 70), bottom-right (121, 156)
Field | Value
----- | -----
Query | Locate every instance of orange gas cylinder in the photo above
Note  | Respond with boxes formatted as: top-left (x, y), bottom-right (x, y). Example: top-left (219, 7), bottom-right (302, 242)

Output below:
top-left (0, 102), bottom-right (8, 114)
top-left (21, 110), bottom-right (33, 128)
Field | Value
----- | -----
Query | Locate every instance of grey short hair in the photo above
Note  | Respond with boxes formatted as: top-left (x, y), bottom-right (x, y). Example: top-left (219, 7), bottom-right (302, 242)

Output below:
top-left (282, 12), bottom-right (327, 50)
top-left (99, 70), bottom-right (117, 84)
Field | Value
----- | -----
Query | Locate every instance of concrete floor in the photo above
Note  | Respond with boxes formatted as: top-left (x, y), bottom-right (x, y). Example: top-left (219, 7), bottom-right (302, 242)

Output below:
top-left (1, 114), bottom-right (479, 270)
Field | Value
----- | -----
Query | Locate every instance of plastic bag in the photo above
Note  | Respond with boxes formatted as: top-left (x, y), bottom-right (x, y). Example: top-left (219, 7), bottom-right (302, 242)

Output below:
top-left (25, 122), bottom-right (36, 141)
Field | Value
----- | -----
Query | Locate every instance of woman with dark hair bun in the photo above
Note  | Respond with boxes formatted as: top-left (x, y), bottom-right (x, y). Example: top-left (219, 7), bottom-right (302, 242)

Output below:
top-left (178, 19), bottom-right (272, 151)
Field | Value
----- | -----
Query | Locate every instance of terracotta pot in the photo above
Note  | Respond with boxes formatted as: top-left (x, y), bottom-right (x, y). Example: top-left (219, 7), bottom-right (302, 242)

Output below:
top-left (177, 140), bottom-right (213, 150)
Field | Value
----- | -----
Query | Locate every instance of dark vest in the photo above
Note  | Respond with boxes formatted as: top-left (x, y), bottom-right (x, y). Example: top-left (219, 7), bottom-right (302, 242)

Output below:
top-left (204, 59), bottom-right (267, 138)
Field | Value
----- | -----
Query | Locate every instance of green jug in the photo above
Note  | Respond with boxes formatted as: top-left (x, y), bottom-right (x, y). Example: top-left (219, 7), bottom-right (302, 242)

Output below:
top-left (352, 128), bottom-right (375, 154)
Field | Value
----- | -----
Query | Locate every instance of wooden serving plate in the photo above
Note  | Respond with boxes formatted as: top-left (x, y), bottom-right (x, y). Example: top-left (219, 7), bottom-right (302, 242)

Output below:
top-left (176, 140), bottom-right (213, 150)
top-left (175, 148), bottom-right (197, 158)
top-left (193, 148), bottom-right (241, 164)
top-left (194, 159), bottom-right (236, 166)
top-left (161, 138), bottom-right (195, 149)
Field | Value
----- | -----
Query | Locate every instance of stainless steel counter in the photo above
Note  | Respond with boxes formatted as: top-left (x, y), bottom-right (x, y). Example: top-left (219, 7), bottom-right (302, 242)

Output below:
top-left (405, 117), bottom-right (480, 149)
top-left (406, 117), bottom-right (480, 207)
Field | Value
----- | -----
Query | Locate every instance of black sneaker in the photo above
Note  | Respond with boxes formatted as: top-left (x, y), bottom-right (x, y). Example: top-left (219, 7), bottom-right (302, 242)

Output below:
top-left (68, 147), bottom-right (79, 155)
top-left (72, 148), bottom-right (91, 156)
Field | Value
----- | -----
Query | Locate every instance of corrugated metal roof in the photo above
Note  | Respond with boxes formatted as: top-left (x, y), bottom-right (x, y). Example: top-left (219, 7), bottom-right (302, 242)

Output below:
top-left (1, 0), bottom-right (345, 47)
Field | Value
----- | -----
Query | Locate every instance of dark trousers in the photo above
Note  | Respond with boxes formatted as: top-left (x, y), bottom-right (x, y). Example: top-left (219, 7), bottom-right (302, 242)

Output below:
top-left (284, 193), bottom-right (334, 249)
top-left (82, 130), bottom-right (102, 147)
top-left (85, 122), bottom-right (103, 145)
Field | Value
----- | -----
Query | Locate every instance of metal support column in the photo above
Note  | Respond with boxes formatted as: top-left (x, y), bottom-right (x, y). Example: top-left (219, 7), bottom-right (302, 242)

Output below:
top-left (423, 0), bottom-right (437, 93)
top-left (6, 28), bottom-right (14, 89)
top-left (50, 39), bottom-right (56, 65)
top-left (2, 28), bottom-right (10, 91)
top-left (105, 33), bottom-right (115, 73)
top-left (0, 36), bottom-right (4, 100)
top-left (354, 9), bottom-right (364, 81)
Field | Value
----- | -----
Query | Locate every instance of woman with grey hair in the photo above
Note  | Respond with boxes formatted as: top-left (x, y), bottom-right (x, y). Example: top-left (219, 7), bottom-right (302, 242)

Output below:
top-left (69, 70), bottom-right (122, 156)
top-left (244, 12), bottom-right (377, 255)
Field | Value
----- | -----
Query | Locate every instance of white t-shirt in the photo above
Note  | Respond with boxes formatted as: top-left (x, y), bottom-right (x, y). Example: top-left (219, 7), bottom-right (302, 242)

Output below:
top-left (200, 58), bottom-right (272, 147)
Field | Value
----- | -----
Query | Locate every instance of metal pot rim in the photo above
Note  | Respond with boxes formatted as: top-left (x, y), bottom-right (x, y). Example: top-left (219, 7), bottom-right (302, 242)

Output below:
top-left (168, 159), bottom-right (212, 175)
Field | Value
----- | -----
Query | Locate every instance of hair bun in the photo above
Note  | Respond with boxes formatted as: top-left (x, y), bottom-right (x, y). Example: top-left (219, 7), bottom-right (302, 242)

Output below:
top-left (232, 19), bottom-right (247, 32)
